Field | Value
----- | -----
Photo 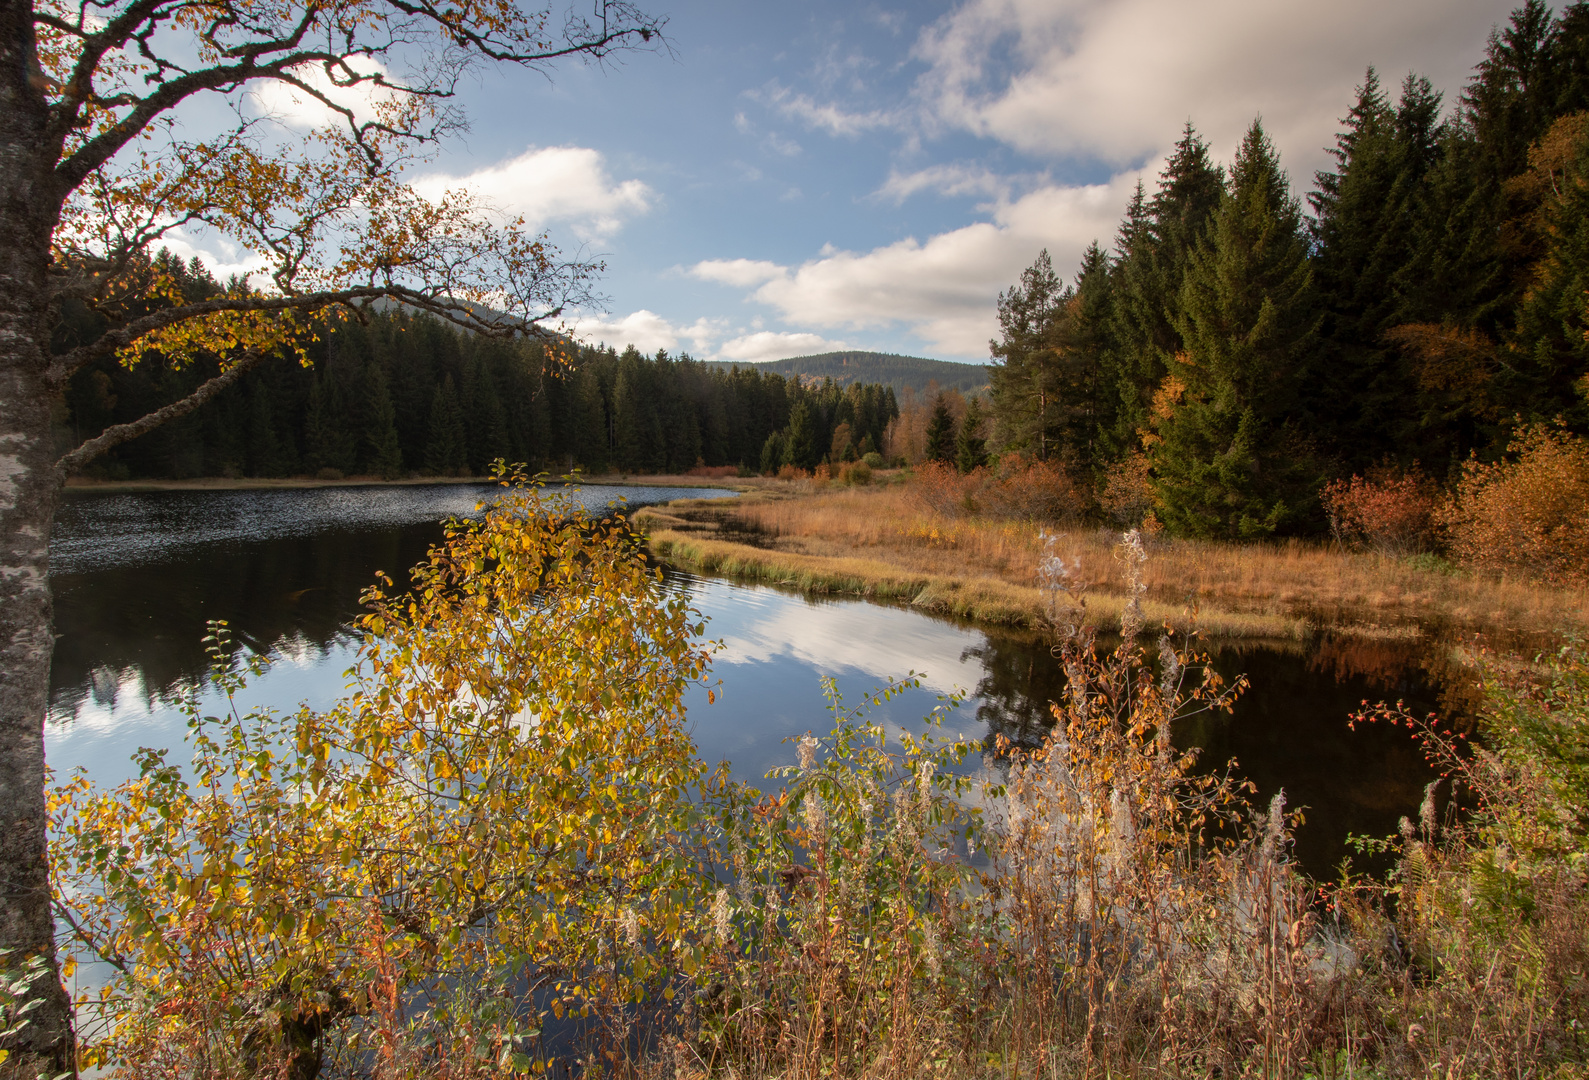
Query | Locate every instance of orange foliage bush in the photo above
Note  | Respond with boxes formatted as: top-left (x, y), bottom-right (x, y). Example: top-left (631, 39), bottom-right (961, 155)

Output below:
top-left (1098, 451), bottom-right (1157, 527)
top-left (1320, 464), bottom-right (1438, 555)
top-left (909, 454), bottom-right (1088, 523)
top-left (1437, 423), bottom-right (1589, 585)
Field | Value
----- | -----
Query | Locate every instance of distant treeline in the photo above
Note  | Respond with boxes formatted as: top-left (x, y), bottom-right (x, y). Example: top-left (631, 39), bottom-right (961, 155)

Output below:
top-left (985, 0), bottom-right (1589, 538)
top-left (58, 260), bottom-right (899, 481)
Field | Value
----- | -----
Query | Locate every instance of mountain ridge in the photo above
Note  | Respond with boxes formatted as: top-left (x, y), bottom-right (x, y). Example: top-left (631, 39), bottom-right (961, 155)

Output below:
top-left (706, 351), bottom-right (990, 396)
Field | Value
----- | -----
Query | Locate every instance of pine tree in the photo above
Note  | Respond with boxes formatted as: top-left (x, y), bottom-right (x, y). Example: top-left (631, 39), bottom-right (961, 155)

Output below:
top-left (1310, 70), bottom-right (1445, 466)
top-left (363, 362), bottom-right (403, 479)
top-left (424, 376), bottom-right (468, 476)
top-left (955, 397), bottom-right (989, 473)
top-left (1154, 120), bottom-right (1322, 539)
top-left (783, 398), bottom-right (819, 469)
top-left (924, 394), bottom-right (957, 464)
top-left (989, 249), bottom-right (1066, 458)
top-left (760, 431), bottom-right (786, 475)
top-left (1107, 126), bottom-right (1225, 454)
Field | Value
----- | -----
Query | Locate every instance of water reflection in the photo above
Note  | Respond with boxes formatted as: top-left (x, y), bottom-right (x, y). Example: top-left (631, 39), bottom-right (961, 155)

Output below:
top-left (49, 485), bottom-right (1458, 884)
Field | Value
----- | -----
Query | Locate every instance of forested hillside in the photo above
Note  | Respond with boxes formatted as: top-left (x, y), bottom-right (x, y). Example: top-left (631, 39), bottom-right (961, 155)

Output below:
top-left (58, 265), bottom-right (898, 480)
top-left (986, 0), bottom-right (1589, 539)
top-left (710, 352), bottom-right (990, 395)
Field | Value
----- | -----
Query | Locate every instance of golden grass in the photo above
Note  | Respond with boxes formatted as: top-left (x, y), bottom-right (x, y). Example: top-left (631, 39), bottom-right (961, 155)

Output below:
top-left (641, 482), bottom-right (1589, 644)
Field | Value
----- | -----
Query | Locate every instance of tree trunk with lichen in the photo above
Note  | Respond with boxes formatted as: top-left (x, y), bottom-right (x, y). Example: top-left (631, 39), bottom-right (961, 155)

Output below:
top-left (0, 0), bottom-right (75, 1069)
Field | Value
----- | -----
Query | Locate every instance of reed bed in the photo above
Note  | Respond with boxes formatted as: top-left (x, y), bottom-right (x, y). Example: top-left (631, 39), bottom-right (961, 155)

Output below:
top-left (644, 482), bottom-right (1589, 644)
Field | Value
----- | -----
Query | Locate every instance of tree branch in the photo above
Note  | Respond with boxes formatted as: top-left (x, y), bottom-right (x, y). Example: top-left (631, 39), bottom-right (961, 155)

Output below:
top-left (55, 348), bottom-right (271, 475)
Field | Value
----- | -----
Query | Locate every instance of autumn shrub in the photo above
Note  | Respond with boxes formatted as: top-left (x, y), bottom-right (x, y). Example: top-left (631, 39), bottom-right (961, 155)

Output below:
top-left (50, 477), bottom-right (718, 1077)
top-left (1349, 641), bottom-right (1589, 1075)
top-left (1437, 422), bottom-right (1589, 584)
top-left (1097, 450), bottom-right (1157, 527)
top-left (836, 460), bottom-right (871, 485)
top-left (909, 454), bottom-right (1089, 523)
top-left (1321, 463), bottom-right (1438, 555)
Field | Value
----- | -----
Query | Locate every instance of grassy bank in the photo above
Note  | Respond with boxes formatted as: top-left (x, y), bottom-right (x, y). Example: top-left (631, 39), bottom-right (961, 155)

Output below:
top-left (639, 480), bottom-right (1588, 644)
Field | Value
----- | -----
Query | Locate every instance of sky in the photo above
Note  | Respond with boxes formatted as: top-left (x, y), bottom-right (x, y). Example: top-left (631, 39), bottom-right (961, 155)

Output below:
top-left (199, 0), bottom-right (1526, 364)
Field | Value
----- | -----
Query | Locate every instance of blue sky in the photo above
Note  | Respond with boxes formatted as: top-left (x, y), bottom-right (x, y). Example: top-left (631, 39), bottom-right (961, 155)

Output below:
top-left (219, 0), bottom-right (1522, 363)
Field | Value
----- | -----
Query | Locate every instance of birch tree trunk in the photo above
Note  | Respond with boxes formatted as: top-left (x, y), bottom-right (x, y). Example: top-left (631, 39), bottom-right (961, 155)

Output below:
top-left (0, 0), bottom-right (75, 1067)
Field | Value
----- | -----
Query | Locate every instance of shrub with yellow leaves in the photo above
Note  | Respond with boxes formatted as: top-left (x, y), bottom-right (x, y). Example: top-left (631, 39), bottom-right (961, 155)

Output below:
top-left (50, 475), bottom-right (718, 1077)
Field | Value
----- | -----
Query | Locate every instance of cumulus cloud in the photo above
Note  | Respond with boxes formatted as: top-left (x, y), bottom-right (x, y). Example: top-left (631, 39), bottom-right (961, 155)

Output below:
top-left (249, 56), bottom-right (399, 131)
top-left (565, 312), bottom-right (845, 364)
top-left (911, 0), bottom-right (1509, 174)
top-left (411, 146), bottom-right (652, 242)
top-left (716, 331), bottom-right (848, 363)
top-left (693, 173), bottom-right (1138, 358)
top-left (567, 310), bottom-right (725, 355)
top-left (691, 258), bottom-right (788, 288)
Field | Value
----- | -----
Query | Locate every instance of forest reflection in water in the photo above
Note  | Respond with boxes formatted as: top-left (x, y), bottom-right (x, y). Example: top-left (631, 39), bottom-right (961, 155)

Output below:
top-left (48, 485), bottom-right (1463, 884)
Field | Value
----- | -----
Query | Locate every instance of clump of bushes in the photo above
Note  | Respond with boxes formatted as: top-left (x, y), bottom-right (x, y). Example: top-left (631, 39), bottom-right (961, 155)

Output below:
top-left (911, 454), bottom-right (1089, 523)
top-left (1437, 422), bottom-right (1589, 585)
top-left (1321, 463), bottom-right (1438, 555)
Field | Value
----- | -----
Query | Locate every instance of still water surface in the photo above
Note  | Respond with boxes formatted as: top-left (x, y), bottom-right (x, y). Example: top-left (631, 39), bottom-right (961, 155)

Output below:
top-left (48, 483), bottom-right (1458, 879)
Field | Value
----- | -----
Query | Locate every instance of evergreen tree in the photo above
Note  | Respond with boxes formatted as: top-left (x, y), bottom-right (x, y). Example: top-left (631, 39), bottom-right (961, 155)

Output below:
top-left (955, 397), bottom-right (989, 473)
top-left (1106, 127), bottom-right (1225, 454)
top-left (760, 431), bottom-right (786, 475)
top-left (1154, 120), bottom-right (1322, 539)
top-left (924, 394), bottom-right (957, 464)
top-left (1310, 70), bottom-right (1446, 466)
top-left (424, 376), bottom-right (468, 475)
top-left (362, 362), bottom-right (403, 479)
top-left (783, 398), bottom-right (819, 469)
top-left (989, 249), bottom-right (1066, 458)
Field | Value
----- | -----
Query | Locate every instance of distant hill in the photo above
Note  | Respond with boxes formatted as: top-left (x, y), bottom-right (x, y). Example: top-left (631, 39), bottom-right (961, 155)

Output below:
top-left (709, 351), bottom-right (990, 396)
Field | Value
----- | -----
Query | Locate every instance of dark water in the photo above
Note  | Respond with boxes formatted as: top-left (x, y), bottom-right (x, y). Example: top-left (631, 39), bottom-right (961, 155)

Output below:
top-left (47, 484), bottom-right (1459, 881)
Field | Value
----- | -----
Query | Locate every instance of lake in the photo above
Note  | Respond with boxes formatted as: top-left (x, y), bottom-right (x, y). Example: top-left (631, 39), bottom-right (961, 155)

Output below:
top-left (47, 482), bottom-right (1458, 879)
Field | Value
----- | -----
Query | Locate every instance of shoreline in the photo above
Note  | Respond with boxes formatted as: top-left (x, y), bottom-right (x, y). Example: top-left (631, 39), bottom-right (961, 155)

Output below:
top-left (61, 472), bottom-right (761, 495)
top-left (636, 488), bottom-right (1587, 647)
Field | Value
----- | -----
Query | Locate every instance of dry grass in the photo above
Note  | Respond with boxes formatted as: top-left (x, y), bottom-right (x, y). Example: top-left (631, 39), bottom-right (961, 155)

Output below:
top-left (641, 482), bottom-right (1589, 645)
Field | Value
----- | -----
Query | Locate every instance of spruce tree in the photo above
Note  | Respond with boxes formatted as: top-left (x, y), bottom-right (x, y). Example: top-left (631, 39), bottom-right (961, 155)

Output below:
top-left (988, 249), bottom-right (1065, 458)
top-left (362, 362), bottom-right (403, 479)
top-left (955, 397), bottom-right (989, 473)
top-left (760, 431), bottom-right (786, 475)
top-left (1107, 127), bottom-right (1225, 454)
top-left (424, 376), bottom-right (468, 475)
top-left (924, 394), bottom-right (957, 464)
top-left (783, 398), bottom-right (819, 469)
top-left (1310, 70), bottom-right (1444, 466)
top-left (1154, 120), bottom-right (1321, 539)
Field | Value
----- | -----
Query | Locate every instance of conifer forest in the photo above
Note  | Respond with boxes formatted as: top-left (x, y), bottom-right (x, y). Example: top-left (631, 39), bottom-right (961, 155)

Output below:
top-left (984, 0), bottom-right (1589, 539)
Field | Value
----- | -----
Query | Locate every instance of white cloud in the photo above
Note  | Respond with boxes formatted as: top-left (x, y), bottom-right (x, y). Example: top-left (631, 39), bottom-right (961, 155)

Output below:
top-left (565, 312), bottom-right (844, 364)
top-left (756, 82), bottom-right (899, 138)
top-left (717, 331), bottom-right (848, 363)
top-left (568, 310), bottom-right (725, 355)
top-left (691, 258), bottom-right (788, 288)
top-left (411, 146), bottom-right (652, 242)
top-left (875, 162), bottom-right (1013, 203)
top-left (911, 0), bottom-right (1510, 174)
top-left (249, 56), bottom-right (398, 131)
top-left (694, 174), bottom-right (1137, 359)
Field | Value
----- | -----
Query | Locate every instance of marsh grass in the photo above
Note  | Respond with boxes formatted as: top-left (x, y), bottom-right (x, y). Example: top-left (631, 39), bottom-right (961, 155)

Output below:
top-left (643, 482), bottom-right (1588, 645)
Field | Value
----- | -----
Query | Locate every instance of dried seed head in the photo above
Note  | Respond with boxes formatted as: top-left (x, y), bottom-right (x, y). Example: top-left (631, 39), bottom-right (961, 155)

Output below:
top-left (712, 888), bottom-right (732, 944)
top-left (1419, 780), bottom-right (1439, 839)
top-left (803, 790), bottom-right (827, 842)
top-left (797, 734), bottom-right (818, 772)
top-left (619, 906), bottom-right (640, 947)
top-left (922, 919), bottom-right (942, 980)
